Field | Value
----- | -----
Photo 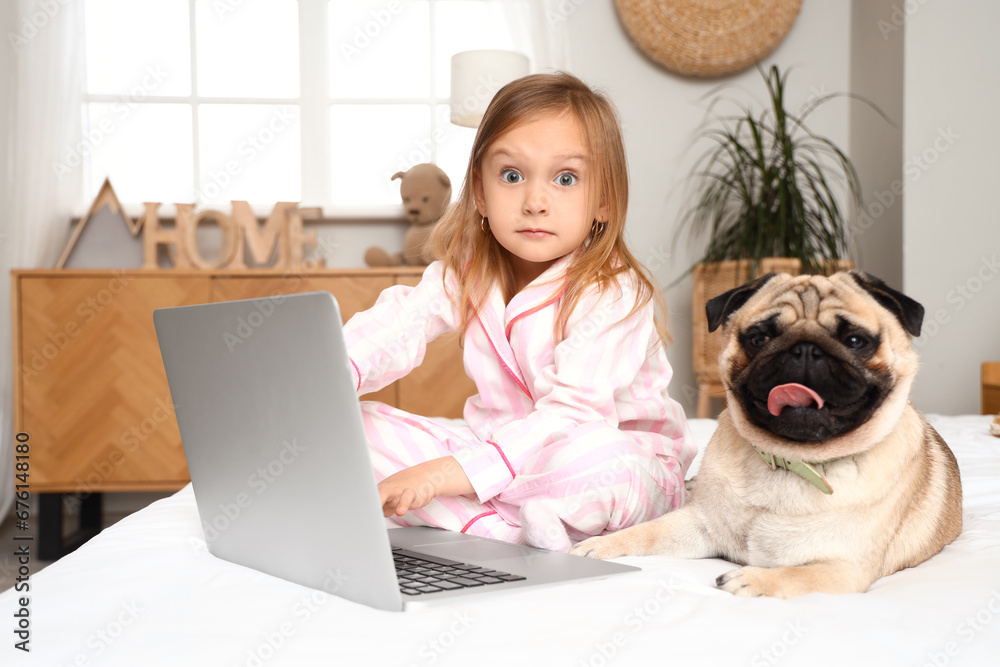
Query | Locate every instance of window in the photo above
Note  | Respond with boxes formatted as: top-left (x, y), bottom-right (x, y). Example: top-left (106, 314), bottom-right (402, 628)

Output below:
top-left (81, 0), bottom-right (528, 215)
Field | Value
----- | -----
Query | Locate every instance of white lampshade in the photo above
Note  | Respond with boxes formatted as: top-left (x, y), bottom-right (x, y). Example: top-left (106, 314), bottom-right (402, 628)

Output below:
top-left (450, 49), bottom-right (530, 128)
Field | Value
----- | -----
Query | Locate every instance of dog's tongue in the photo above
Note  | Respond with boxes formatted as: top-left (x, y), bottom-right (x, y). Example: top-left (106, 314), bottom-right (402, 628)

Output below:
top-left (767, 383), bottom-right (825, 416)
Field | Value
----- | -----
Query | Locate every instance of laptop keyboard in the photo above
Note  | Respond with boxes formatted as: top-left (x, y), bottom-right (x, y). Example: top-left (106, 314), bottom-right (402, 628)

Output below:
top-left (392, 547), bottom-right (526, 596)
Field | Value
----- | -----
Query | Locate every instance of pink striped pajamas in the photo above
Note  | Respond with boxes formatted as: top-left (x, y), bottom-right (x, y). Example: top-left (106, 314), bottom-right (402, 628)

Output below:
top-left (344, 255), bottom-right (696, 551)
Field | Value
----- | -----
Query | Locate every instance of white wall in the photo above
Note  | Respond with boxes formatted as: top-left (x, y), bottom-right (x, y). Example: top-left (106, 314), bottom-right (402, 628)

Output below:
top-left (850, 0), bottom-right (905, 288)
top-left (564, 1), bottom-right (853, 415)
top-left (0, 6), bottom-right (12, 227)
top-left (903, 1), bottom-right (1000, 414)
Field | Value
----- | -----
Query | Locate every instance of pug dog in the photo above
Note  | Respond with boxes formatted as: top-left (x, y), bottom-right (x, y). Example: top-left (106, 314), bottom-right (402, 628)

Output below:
top-left (571, 271), bottom-right (963, 598)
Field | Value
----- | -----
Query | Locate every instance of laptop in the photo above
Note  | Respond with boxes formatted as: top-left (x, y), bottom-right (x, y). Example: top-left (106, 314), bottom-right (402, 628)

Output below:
top-left (153, 291), bottom-right (638, 611)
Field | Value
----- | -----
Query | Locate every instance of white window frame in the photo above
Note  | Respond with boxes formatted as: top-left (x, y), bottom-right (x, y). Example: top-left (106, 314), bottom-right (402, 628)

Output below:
top-left (81, 0), bottom-right (494, 218)
top-left (300, 0), bottom-right (456, 217)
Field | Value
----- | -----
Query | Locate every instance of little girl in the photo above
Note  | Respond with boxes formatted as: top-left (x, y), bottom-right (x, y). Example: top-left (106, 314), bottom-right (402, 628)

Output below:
top-left (343, 72), bottom-right (695, 552)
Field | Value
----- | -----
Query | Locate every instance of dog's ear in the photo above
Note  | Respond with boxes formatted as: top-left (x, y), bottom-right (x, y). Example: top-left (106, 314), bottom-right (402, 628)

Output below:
top-left (848, 270), bottom-right (924, 337)
top-left (706, 273), bottom-right (777, 332)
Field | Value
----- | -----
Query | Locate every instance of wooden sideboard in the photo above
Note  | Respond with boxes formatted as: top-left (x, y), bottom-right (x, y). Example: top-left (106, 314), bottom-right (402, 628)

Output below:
top-left (984, 362), bottom-right (1000, 415)
top-left (12, 268), bottom-right (477, 555)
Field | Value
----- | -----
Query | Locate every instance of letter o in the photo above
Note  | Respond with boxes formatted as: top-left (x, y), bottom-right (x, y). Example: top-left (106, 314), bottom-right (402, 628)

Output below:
top-left (183, 207), bottom-right (240, 269)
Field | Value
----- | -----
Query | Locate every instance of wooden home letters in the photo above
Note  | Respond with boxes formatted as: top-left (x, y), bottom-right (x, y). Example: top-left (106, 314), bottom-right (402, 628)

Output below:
top-left (141, 201), bottom-right (323, 270)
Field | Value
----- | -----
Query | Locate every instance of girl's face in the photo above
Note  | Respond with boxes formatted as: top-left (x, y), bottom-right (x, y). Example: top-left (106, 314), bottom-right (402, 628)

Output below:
top-left (474, 111), bottom-right (607, 291)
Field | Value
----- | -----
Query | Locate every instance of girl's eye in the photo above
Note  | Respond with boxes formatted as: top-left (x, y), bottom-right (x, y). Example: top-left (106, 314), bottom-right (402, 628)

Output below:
top-left (556, 172), bottom-right (577, 187)
top-left (500, 169), bottom-right (523, 184)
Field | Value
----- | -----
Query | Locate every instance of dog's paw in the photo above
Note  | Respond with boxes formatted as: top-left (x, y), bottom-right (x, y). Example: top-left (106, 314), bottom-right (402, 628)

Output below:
top-left (570, 534), bottom-right (633, 560)
top-left (716, 566), bottom-right (781, 598)
top-left (717, 562), bottom-right (868, 597)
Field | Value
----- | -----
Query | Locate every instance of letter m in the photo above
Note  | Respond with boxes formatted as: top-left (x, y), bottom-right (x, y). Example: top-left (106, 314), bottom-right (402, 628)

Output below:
top-left (232, 201), bottom-right (296, 265)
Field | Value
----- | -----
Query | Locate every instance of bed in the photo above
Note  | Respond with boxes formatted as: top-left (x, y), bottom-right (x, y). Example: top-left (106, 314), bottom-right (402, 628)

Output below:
top-left (3, 415), bottom-right (999, 666)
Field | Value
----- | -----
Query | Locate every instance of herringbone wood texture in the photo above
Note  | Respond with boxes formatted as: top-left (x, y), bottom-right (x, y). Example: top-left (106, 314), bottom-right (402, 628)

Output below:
top-left (14, 269), bottom-right (476, 494)
top-left (18, 275), bottom-right (211, 491)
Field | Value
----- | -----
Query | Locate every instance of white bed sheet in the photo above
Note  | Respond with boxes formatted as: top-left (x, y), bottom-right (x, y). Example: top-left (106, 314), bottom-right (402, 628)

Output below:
top-left (3, 416), bottom-right (999, 666)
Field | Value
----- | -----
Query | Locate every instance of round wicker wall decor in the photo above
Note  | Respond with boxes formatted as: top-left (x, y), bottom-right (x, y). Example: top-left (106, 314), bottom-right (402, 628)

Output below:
top-left (615, 0), bottom-right (803, 77)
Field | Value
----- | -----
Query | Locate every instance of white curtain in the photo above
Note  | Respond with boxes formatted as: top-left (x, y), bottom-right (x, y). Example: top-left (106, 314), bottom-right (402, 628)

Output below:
top-left (503, 0), bottom-right (572, 72)
top-left (0, 1), bottom-right (86, 521)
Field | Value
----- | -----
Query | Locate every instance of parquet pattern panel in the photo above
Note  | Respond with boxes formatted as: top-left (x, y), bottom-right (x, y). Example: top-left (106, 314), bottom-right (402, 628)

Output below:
top-left (19, 276), bottom-right (211, 491)
top-left (14, 270), bottom-right (476, 494)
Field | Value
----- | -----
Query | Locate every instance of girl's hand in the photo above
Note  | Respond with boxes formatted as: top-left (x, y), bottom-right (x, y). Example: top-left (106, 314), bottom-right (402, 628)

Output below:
top-left (378, 466), bottom-right (436, 517)
top-left (377, 456), bottom-right (474, 517)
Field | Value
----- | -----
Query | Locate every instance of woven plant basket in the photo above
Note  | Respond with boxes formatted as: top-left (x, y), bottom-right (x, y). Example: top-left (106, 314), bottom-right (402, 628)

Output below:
top-left (692, 258), bottom-right (853, 416)
top-left (614, 0), bottom-right (802, 77)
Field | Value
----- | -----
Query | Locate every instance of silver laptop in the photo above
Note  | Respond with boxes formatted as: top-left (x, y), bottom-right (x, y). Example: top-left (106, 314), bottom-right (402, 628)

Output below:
top-left (153, 291), bottom-right (637, 611)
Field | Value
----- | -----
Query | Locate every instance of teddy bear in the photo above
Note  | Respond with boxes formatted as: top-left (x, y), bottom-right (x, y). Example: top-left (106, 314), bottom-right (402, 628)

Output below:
top-left (364, 163), bottom-right (452, 267)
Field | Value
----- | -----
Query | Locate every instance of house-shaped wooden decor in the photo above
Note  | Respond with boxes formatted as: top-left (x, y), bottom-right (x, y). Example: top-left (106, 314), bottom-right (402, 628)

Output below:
top-left (55, 178), bottom-right (145, 269)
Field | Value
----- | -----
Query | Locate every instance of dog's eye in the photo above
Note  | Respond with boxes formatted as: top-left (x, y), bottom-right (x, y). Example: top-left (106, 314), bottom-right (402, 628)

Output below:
top-left (845, 334), bottom-right (869, 351)
top-left (746, 332), bottom-right (770, 349)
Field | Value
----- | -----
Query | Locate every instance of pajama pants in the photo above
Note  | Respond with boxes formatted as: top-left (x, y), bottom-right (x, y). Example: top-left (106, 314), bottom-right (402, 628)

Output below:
top-left (361, 401), bottom-right (689, 552)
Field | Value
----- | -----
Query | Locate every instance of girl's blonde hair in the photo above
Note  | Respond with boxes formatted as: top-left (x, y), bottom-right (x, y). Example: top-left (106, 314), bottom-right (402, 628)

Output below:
top-left (430, 71), bottom-right (670, 345)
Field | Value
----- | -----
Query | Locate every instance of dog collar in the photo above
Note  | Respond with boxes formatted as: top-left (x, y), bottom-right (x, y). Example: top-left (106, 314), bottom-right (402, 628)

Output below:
top-left (756, 449), bottom-right (834, 495)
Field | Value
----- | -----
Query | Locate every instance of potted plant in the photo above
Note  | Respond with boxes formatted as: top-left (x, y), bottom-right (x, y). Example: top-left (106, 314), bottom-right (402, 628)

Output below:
top-left (677, 64), bottom-right (881, 416)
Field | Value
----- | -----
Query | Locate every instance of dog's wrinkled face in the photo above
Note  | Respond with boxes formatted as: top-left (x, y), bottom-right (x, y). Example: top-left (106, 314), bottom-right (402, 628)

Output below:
top-left (708, 271), bottom-right (925, 456)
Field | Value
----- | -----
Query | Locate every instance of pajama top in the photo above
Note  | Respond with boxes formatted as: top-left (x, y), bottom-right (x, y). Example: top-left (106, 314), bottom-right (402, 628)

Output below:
top-left (343, 254), bottom-right (695, 522)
